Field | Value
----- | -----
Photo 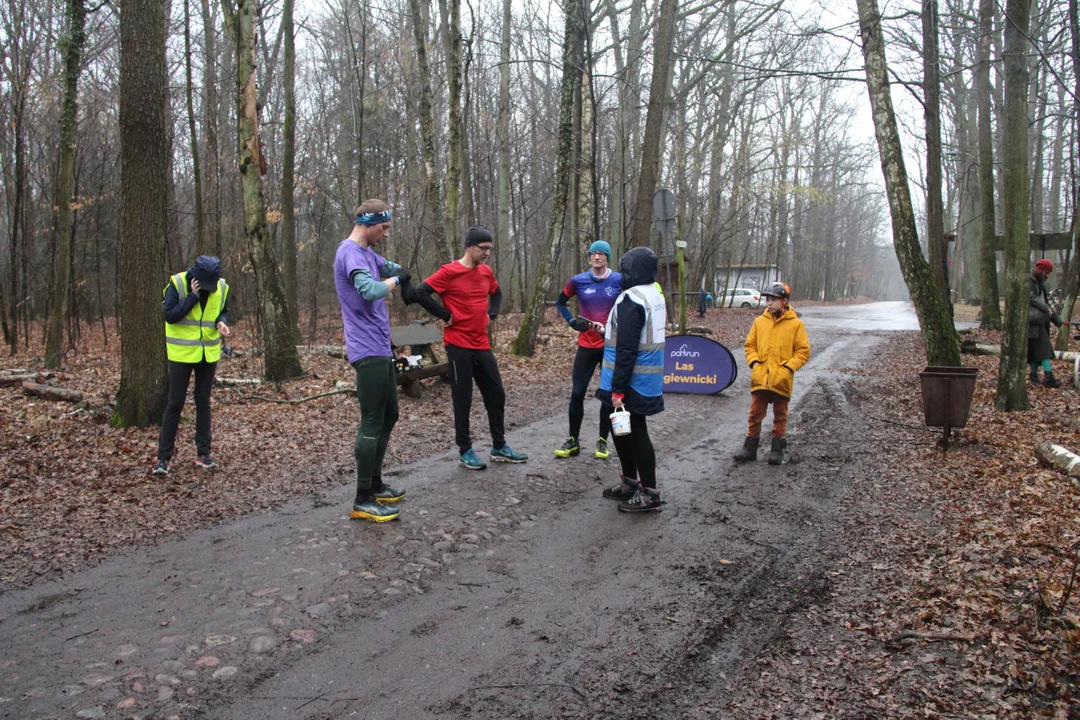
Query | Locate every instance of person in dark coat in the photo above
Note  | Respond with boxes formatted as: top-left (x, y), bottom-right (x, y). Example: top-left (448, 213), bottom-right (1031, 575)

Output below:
top-left (696, 285), bottom-right (708, 318)
top-left (1028, 258), bottom-right (1063, 387)
top-left (596, 247), bottom-right (667, 513)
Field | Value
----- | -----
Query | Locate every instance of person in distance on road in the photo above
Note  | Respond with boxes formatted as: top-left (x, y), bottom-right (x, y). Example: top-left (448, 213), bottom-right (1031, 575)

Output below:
top-left (1028, 258), bottom-right (1063, 388)
top-left (596, 247), bottom-right (667, 513)
top-left (553, 240), bottom-right (622, 461)
top-left (415, 225), bottom-right (528, 471)
top-left (732, 282), bottom-right (810, 466)
top-left (334, 199), bottom-right (417, 522)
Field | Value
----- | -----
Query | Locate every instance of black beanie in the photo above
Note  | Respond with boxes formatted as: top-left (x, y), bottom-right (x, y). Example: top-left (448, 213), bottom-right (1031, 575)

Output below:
top-left (464, 225), bottom-right (493, 247)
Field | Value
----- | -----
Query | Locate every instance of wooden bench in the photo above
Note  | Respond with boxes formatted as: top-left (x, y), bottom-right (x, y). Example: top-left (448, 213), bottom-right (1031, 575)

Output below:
top-left (390, 321), bottom-right (450, 398)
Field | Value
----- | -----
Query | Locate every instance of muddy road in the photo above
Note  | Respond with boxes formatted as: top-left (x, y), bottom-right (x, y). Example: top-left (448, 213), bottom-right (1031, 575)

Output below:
top-left (1, 313), bottom-right (903, 719)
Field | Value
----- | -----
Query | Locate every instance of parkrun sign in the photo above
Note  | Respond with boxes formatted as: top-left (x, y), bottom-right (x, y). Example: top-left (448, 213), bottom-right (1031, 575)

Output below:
top-left (663, 334), bottom-right (738, 394)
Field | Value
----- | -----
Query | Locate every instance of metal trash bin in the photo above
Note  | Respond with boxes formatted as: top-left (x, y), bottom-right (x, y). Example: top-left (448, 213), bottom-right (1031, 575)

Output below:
top-left (918, 366), bottom-right (978, 450)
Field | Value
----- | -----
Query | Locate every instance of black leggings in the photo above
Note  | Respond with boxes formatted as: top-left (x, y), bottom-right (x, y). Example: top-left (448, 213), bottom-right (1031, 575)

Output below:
top-left (352, 356), bottom-right (399, 496)
top-left (611, 412), bottom-right (656, 489)
top-left (157, 360), bottom-right (217, 461)
top-left (446, 344), bottom-right (506, 453)
top-left (568, 346), bottom-right (612, 441)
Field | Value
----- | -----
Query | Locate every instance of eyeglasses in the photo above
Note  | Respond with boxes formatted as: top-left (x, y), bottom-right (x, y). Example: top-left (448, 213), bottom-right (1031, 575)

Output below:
top-left (474, 245), bottom-right (493, 253)
top-left (589, 252), bottom-right (607, 258)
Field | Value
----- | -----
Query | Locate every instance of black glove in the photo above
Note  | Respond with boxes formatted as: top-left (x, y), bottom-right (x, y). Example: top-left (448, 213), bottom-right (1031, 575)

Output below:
top-left (392, 266), bottom-right (411, 284)
top-left (570, 317), bottom-right (591, 333)
top-left (488, 311), bottom-right (498, 321)
top-left (1051, 312), bottom-right (1063, 328)
top-left (399, 277), bottom-right (419, 306)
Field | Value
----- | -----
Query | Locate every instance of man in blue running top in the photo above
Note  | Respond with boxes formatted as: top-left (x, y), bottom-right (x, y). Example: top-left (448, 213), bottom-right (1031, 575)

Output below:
top-left (553, 240), bottom-right (622, 460)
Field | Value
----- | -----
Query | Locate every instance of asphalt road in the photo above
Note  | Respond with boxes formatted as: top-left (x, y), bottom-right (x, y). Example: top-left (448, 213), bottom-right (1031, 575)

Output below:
top-left (0, 304), bottom-right (958, 720)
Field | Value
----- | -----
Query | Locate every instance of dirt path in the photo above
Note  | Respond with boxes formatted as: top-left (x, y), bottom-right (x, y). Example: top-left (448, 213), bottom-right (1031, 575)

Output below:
top-left (0, 328), bottom-right (878, 720)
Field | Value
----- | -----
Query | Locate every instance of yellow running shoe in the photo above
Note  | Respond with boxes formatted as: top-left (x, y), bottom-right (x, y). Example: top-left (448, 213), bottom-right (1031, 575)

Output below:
top-left (350, 499), bottom-right (399, 522)
top-left (554, 437), bottom-right (580, 458)
top-left (594, 437), bottom-right (610, 460)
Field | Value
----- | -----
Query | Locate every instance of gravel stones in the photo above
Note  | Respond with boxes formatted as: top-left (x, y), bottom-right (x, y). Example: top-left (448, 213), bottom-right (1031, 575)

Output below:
top-left (211, 666), bottom-right (238, 681)
top-left (248, 636), bottom-right (278, 654)
top-left (305, 603), bottom-right (332, 618)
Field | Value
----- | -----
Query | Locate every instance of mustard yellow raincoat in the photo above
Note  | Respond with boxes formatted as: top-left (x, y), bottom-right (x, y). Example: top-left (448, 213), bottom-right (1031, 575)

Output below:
top-left (744, 305), bottom-right (810, 399)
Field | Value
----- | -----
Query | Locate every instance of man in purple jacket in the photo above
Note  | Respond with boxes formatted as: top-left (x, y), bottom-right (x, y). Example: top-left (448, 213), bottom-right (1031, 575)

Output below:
top-left (334, 199), bottom-right (416, 522)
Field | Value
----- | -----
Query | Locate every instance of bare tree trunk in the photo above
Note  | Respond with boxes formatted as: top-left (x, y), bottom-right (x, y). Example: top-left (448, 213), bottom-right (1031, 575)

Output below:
top-left (184, 0), bottom-right (205, 257)
top-left (201, 0), bottom-right (222, 256)
top-left (511, 0), bottom-right (582, 356)
top-left (1056, 0), bottom-right (1080, 347)
top-left (628, 0), bottom-right (678, 248)
top-left (856, 0), bottom-right (960, 366)
top-left (460, 32), bottom-right (477, 225)
top-left (112, 0), bottom-right (169, 428)
top-left (8, 85), bottom-right (25, 355)
top-left (922, 0), bottom-right (952, 321)
top-left (44, 0), bottom-right (87, 368)
top-left (995, 0), bottom-right (1033, 411)
top-left (444, 0), bottom-right (463, 240)
top-left (282, 0), bottom-right (298, 331)
top-left (408, 0), bottom-right (452, 262)
top-left (496, 0), bottom-right (510, 266)
top-left (977, 0), bottom-right (1002, 329)
top-left (224, 0), bottom-right (303, 381)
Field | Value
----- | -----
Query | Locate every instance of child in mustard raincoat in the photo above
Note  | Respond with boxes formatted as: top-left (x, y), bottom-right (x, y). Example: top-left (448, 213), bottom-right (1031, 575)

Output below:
top-left (732, 282), bottom-right (810, 465)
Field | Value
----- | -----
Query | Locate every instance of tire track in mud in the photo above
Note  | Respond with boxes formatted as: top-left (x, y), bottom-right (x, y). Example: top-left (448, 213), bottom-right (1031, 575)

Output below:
top-left (430, 350), bottom-right (866, 720)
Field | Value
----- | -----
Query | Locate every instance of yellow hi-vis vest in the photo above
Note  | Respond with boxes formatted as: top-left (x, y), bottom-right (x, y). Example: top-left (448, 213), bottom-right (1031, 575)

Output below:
top-left (163, 271), bottom-right (229, 363)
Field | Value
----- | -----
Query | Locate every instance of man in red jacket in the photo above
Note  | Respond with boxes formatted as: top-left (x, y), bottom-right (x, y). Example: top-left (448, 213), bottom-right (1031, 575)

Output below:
top-left (415, 226), bottom-right (529, 470)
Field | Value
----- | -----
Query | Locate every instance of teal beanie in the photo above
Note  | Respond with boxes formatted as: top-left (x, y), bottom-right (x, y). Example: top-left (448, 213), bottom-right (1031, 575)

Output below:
top-left (588, 240), bottom-right (611, 260)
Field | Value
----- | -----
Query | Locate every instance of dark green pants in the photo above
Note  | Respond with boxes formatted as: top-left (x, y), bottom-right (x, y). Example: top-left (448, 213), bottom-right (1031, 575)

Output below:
top-left (352, 356), bottom-right (399, 495)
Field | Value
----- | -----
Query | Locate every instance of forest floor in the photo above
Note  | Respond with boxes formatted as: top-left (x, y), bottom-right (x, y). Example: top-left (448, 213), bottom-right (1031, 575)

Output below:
top-left (0, 303), bottom-right (1078, 718)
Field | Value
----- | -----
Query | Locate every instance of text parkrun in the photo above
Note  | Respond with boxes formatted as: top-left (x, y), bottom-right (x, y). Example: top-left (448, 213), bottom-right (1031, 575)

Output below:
top-left (669, 344), bottom-right (701, 358)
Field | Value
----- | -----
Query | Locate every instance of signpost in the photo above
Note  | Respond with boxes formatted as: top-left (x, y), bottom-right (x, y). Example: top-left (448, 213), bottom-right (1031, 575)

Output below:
top-left (675, 238), bottom-right (687, 333)
top-left (663, 335), bottom-right (738, 394)
top-left (653, 188), bottom-right (686, 331)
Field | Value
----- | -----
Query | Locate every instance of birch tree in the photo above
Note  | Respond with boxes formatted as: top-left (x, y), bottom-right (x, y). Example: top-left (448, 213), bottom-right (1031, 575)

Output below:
top-left (976, 0), bottom-right (1002, 329)
top-left (512, 0), bottom-right (582, 356)
top-left (223, 0), bottom-right (303, 381)
top-left (994, 0), bottom-right (1033, 411)
top-left (44, 0), bottom-right (88, 368)
top-left (856, 0), bottom-right (960, 366)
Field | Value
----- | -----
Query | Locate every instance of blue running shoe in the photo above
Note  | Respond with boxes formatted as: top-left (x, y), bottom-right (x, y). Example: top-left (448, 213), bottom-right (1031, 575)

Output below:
top-left (490, 445), bottom-right (528, 464)
top-left (459, 449), bottom-right (487, 470)
top-left (351, 499), bottom-right (400, 522)
top-left (373, 486), bottom-right (406, 504)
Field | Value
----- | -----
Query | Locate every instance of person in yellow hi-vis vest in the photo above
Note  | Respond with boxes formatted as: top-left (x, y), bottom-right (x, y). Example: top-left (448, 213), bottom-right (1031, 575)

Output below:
top-left (153, 256), bottom-right (230, 475)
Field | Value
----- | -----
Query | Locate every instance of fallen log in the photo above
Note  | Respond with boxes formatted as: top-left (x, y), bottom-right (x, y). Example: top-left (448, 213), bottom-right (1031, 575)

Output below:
top-left (1034, 441), bottom-right (1080, 491)
top-left (21, 381), bottom-right (83, 403)
top-left (247, 388), bottom-right (353, 405)
top-left (961, 342), bottom-right (1080, 389)
top-left (0, 374), bottom-right (37, 387)
top-left (296, 344), bottom-right (346, 356)
top-left (890, 629), bottom-right (975, 643)
top-left (960, 340), bottom-right (1001, 355)
top-left (397, 362), bottom-right (450, 398)
top-left (215, 377), bottom-right (261, 387)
